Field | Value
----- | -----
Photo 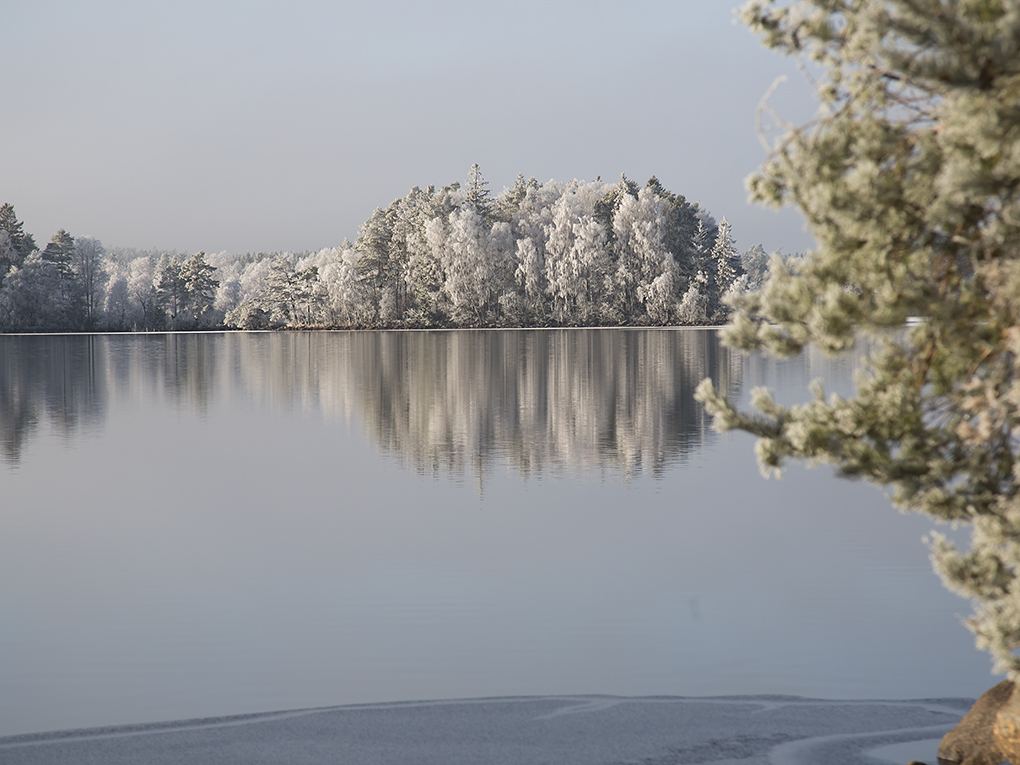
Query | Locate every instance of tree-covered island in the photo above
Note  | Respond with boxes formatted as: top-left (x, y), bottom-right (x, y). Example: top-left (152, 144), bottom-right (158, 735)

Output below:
top-left (0, 171), bottom-right (791, 332)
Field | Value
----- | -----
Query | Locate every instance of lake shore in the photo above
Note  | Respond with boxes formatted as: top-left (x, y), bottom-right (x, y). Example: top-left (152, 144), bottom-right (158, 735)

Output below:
top-left (0, 695), bottom-right (971, 765)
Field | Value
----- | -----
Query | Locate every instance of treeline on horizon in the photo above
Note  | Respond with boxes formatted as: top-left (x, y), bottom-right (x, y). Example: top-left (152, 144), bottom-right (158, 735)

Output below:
top-left (0, 168), bottom-right (795, 333)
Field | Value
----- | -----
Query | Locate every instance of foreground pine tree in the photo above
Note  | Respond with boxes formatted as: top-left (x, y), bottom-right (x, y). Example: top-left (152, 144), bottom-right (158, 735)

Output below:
top-left (696, 0), bottom-right (1020, 682)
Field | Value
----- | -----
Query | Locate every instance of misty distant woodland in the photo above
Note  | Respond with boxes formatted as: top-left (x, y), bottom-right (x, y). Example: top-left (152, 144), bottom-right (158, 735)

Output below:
top-left (0, 169), bottom-right (794, 332)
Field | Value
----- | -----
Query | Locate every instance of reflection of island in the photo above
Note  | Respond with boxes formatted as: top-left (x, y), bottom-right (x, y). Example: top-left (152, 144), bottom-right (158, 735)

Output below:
top-left (324, 329), bottom-right (744, 478)
top-left (0, 330), bottom-right (746, 477)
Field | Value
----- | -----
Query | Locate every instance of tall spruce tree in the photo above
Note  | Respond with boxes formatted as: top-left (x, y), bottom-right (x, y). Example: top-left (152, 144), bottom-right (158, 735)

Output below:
top-left (465, 163), bottom-right (492, 223)
top-left (180, 251), bottom-right (218, 327)
top-left (355, 206), bottom-right (394, 320)
top-left (155, 255), bottom-right (185, 327)
top-left (709, 217), bottom-right (741, 320)
top-left (0, 204), bottom-right (36, 281)
top-left (42, 229), bottom-right (84, 328)
top-left (646, 176), bottom-right (706, 289)
top-left (695, 0), bottom-right (1020, 681)
top-left (42, 229), bottom-right (75, 280)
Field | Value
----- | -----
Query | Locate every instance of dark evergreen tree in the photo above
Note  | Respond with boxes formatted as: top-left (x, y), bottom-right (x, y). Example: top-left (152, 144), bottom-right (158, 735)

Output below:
top-left (0, 204), bottom-right (36, 282)
top-left (155, 255), bottom-right (185, 327)
top-left (294, 266), bottom-right (321, 324)
top-left (42, 229), bottom-right (75, 280)
top-left (386, 186), bottom-right (432, 320)
top-left (42, 229), bottom-right (86, 327)
top-left (262, 257), bottom-right (298, 324)
top-left (180, 251), bottom-right (218, 327)
top-left (644, 177), bottom-right (710, 290)
top-left (354, 206), bottom-right (395, 321)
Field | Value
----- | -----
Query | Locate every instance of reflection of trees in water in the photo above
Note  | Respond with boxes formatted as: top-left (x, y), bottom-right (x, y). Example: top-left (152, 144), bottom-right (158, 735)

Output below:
top-left (326, 329), bottom-right (744, 478)
top-left (0, 334), bottom-right (222, 465)
top-left (106, 333), bottom-right (220, 414)
top-left (0, 336), bottom-right (107, 463)
top-left (0, 330), bottom-right (744, 477)
top-left (741, 335), bottom-right (881, 406)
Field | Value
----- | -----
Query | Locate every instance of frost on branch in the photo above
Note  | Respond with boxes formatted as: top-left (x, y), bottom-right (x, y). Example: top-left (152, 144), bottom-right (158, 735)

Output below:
top-left (708, 0), bottom-right (1020, 678)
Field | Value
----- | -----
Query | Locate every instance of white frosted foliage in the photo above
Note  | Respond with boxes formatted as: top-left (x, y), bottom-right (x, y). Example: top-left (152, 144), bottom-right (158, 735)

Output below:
top-left (697, 0), bottom-right (1020, 678)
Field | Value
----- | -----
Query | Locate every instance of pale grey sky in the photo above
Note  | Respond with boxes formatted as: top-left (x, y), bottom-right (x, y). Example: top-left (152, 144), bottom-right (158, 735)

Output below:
top-left (3, 0), bottom-right (818, 255)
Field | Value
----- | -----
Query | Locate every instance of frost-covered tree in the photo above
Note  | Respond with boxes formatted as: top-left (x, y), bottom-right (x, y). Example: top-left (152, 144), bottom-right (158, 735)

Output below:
top-left (688, 215), bottom-right (718, 278)
top-left (128, 256), bottom-right (161, 330)
top-left (544, 187), bottom-right (589, 322)
top-left (593, 174), bottom-right (640, 243)
top-left (214, 275), bottom-right (242, 317)
top-left (154, 254), bottom-right (185, 327)
top-left (73, 236), bottom-right (108, 328)
top-left (646, 175), bottom-right (711, 290)
top-left (708, 217), bottom-right (741, 320)
top-left (318, 242), bottom-right (375, 326)
top-left (677, 270), bottom-right (710, 325)
top-left (696, 0), bottom-right (1020, 679)
top-left (400, 194), bottom-right (449, 324)
top-left (389, 184), bottom-right (459, 322)
top-left (494, 173), bottom-right (539, 223)
top-left (538, 180), bottom-right (610, 324)
top-left (0, 253), bottom-right (64, 331)
top-left (262, 256), bottom-right (299, 324)
top-left (465, 163), bottom-right (492, 223)
top-left (514, 237), bottom-right (546, 322)
top-left (641, 257), bottom-right (682, 325)
top-left (354, 206), bottom-right (394, 320)
top-left (236, 256), bottom-right (273, 311)
top-left (741, 243), bottom-right (770, 289)
top-left (224, 301), bottom-right (270, 329)
top-left (570, 215), bottom-right (612, 323)
top-left (442, 208), bottom-right (495, 325)
top-left (613, 187), bottom-right (679, 323)
top-left (179, 251), bottom-right (218, 327)
top-left (510, 179), bottom-right (558, 323)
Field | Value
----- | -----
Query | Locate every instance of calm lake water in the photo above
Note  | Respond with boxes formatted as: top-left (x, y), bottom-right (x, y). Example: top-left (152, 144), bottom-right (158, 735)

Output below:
top-left (0, 329), bottom-right (993, 737)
